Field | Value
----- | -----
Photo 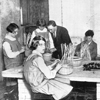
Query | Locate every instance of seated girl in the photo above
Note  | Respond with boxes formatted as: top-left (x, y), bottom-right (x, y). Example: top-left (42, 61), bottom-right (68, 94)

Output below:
top-left (23, 36), bottom-right (73, 100)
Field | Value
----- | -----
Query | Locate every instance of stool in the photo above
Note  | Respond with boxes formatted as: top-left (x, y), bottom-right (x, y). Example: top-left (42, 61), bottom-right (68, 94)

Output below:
top-left (31, 92), bottom-right (54, 100)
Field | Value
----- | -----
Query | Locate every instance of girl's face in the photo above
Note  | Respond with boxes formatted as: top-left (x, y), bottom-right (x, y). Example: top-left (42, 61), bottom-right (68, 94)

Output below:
top-left (11, 28), bottom-right (19, 38)
top-left (37, 40), bottom-right (45, 54)
top-left (38, 26), bottom-right (45, 30)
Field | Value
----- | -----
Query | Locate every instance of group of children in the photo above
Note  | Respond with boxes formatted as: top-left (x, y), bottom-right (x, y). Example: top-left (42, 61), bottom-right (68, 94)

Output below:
top-left (2, 19), bottom-right (97, 100)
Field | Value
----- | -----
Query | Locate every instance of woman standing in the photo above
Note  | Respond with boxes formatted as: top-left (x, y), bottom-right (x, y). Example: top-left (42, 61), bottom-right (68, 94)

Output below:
top-left (24, 36), bottom-right (73, 100)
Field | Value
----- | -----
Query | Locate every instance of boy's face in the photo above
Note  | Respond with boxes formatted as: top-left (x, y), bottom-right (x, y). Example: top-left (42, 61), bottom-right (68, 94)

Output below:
top-left (86, 36), bottom-right (93, 43)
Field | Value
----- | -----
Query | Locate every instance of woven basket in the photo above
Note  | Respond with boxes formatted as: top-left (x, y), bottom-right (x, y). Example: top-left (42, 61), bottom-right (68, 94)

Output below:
top-left (68, 56), bottom-right (82, 67)
top-left (58, 64), bottom-right (73, 75)
top-left (43, 53), bottom-right (52, 62)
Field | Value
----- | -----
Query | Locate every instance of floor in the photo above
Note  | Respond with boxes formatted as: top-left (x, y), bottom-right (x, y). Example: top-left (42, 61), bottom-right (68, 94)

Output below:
top-left (69, 82), bottom-right (96, 100)
top-left (0, 80), bottom-right (18, 100)
top-left (0, 81), bottom-right (96, 100)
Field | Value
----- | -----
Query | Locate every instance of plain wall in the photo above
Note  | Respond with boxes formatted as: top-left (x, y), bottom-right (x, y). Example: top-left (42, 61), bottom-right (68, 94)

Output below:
top-left (0, 0), bottom-right (22, 81)
top-left (49, 0), bottom-right (100, 55)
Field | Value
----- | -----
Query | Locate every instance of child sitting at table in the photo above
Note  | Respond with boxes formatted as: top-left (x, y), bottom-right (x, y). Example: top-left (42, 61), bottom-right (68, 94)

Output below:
top-left (3, 23), bottom-right (25, 85)
top-left (2, 23), bottom-right (25, 100)
top-left (75, 30), bottom-right (97, 60)
top-left (3, 23), bottom-right (25, 70)
top-left (23, 35), bottom-right (73, 100)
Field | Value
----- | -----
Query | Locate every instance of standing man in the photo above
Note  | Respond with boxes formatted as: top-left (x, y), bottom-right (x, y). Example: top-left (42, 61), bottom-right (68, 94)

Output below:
top-left (47, 20), bottom-right (72, 59)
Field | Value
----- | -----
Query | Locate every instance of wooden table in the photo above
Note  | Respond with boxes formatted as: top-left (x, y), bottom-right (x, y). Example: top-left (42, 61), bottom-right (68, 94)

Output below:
top-left (1, 66), bottom-right (30, 100)
top-left (2, 66), bottom-right (100, 100)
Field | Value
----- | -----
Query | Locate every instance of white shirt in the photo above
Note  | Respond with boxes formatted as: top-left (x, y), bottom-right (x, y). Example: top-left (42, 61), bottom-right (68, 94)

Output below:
top-left (88, 41), bottom-right (92, 46)
top-left (3, 34), bottom-right (20, 58)
top-left (54, 27), bottom-right (57, 37)
top-left (30, 28), bottom-right (54, 49)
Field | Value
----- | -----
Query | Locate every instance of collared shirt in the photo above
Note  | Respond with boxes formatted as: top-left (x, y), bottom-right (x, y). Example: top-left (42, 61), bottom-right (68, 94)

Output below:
top-left (54, 27), bottom-right (57, 37)
top-left (3, 34), bottom-right (20, 58)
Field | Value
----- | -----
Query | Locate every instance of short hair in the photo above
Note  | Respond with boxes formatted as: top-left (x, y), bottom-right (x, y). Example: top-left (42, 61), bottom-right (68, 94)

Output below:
top-left (30, 36), bottom-right (46, 50)
top-left (47, 20), bottom-right (57, 27)
top-left (6, 23), bottom-right (19, 33)
top-left (36, 19), bottom-right (46, 27)
top-left (85, 30), bottom-right (94, 37)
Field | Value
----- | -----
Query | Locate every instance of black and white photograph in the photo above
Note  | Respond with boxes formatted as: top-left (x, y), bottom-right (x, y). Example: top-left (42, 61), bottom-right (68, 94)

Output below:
top-left (0, 0), bottom-right (100, 100)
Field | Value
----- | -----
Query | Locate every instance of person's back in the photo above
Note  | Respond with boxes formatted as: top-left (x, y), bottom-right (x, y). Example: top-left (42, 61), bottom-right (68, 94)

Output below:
top-left (24, 54), bottom-right (48, 93)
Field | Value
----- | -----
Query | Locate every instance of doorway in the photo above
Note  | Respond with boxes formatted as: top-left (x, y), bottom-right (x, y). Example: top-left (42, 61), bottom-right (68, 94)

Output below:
top-left (20, 0), bottom-right (49, 25)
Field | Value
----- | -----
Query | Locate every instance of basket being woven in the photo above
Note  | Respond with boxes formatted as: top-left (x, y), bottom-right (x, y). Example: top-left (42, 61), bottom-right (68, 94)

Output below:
top-left (58, 64), bottom-right (73, 75)
top-left (68, 56), bottom-right (82, 67)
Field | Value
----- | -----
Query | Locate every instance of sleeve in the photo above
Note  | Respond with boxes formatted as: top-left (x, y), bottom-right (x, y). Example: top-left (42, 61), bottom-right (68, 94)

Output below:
top-left (3, 42), bottom-right (20, 58)
top-left (35, 57), bottom-right (57, 79)
top-left (62, 28), bottom-right (72, 45)
top-left (90, 43), bottom-right (97, 60)
top-left (75, 43), bottom-right (81, 53)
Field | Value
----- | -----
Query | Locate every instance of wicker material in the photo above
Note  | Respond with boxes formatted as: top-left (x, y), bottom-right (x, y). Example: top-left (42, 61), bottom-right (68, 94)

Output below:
top-left (72, 57), bottom-right (82, 67)
top-left (58, 64), bottom-right (73, 75)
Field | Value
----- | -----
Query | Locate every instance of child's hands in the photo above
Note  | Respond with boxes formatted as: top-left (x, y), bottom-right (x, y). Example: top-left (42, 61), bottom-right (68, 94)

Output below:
top-left (50, 59), bottom-right (60, 70)
top-left (20, 47), bottom-right (25, 53)
top-left (54, 59), bottom-right (60, 64)
top-left (55, 63), bottom-right (62, 72)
